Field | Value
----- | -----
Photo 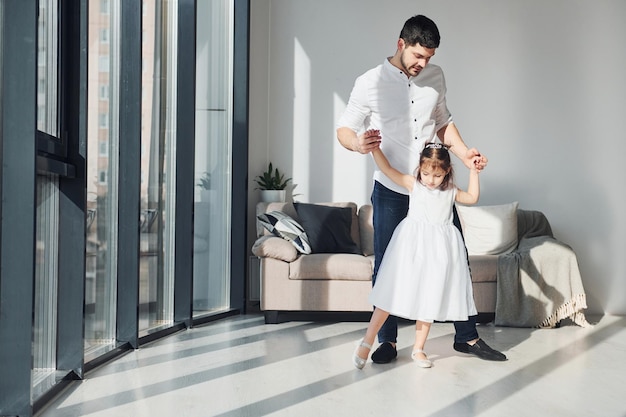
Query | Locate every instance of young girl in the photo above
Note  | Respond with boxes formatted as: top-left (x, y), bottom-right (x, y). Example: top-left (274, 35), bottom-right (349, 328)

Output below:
top-left (353, 141), bottom-right (481, 369)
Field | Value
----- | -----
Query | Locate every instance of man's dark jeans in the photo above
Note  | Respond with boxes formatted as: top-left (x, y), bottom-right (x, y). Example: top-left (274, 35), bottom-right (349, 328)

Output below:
top-left (371, 181), bottom-right (479, 344)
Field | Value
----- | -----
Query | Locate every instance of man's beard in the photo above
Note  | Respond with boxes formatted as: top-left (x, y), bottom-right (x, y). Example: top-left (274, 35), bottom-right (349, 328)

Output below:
top-left (401, 55), bottom-right (422, 76)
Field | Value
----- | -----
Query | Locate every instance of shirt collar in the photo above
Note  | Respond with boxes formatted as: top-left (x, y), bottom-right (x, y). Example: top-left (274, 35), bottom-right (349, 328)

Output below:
top-left (384, 58), bottom-right (410, 81)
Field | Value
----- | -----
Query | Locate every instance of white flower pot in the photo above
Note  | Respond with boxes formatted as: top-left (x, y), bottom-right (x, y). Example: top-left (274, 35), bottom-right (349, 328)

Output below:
top-left (260, 190), bottom-right (286, 203)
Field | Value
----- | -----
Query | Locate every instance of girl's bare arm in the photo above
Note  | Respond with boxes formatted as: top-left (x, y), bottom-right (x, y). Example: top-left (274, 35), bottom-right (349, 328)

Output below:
top-left (371, 148), bottom-right (415, 192)
top-left (455, 162), bottom-right (480, 205)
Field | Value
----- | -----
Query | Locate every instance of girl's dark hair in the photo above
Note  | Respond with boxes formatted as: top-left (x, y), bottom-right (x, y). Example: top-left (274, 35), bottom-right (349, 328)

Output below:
top-left (399, 15), bottom-right (440, 48)
top-left (417, 144), bottom-right (454, 190)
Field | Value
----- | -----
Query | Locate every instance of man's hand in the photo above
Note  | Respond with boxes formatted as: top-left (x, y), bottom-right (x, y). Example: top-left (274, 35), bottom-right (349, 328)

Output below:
top-left (464, 148), bottom-right (488, 171)
top-left (354, 129), bottom-right (382, 154)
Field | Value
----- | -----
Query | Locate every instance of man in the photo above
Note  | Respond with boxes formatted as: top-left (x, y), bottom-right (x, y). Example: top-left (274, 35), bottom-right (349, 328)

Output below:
top-left (337, 14), bottom-right (506, 363)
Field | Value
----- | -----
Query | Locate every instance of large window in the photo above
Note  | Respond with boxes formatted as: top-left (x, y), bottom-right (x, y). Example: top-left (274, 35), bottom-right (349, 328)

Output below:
top-left (32, 0), bottom-right (61, 400)
top-left (36, 0), bottom-right (58, 137)
top-left (36, 0), bottom-right (71, 167)
top-left (139, 0), bottom-right (178, 333)
top-left (193, 0), bottom-right (233, 316)
top-left (0, 0), bottom-right (247, 413)
top-left (33, 174), bottom-right (61, 399)
top-left (84, 0), bottom-right (120, 361)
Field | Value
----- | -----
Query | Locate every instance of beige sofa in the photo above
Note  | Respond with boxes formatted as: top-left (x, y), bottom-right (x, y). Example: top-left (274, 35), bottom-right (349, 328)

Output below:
top-left (253, 201), bottom-right (504, 324)
top-left (253, 202), bottom-right (373, 323)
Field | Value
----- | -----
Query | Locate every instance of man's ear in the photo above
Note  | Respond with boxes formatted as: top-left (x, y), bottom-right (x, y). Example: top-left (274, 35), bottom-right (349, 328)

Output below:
top-left (397, 38), bottom-right (405, 50)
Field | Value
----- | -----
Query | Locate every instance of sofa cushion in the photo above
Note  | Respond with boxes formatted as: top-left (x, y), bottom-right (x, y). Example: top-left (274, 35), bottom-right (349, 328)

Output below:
top-left (293, 202), bottom-right (361, 254)
top-left (289, 253), bottom-right (373, 281)
top-left (251, 236), bottom-right (298, 262)
top-left (468, 254), bottom-right (499, 283)
top-left (457, 202), bottom-right (519, 256)
top-left (257, 211), bottom-right (312, 254)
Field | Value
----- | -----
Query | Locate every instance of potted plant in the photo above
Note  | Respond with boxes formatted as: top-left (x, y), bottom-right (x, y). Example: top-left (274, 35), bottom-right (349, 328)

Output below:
top-left (254, 162), bottom-right (291, 202)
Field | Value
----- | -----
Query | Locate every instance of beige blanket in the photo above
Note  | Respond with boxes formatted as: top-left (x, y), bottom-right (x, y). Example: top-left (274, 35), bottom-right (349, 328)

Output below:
top-left (495, 210), bottom-right (591, 328)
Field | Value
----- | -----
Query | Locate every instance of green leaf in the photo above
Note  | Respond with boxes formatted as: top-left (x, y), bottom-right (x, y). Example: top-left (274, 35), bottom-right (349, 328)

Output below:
top-left (254, 162), bottom-right (292, 190)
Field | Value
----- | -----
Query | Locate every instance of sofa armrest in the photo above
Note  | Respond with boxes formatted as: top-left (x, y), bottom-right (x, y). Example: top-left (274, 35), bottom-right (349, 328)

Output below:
top-left (251, 235), bottom-right (298, 262)
top-left (358, 205), bottom-right (374, 256)
top-left (516, 209), bottom-right (553, 242)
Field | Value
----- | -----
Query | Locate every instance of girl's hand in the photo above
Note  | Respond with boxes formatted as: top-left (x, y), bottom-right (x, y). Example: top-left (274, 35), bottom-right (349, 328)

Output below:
top-left (355, 129), bottom-right (381, 154)
top-left (470, 156), bottom-right (482, 172)
top-left (465, 148), bottom-right (488, 171)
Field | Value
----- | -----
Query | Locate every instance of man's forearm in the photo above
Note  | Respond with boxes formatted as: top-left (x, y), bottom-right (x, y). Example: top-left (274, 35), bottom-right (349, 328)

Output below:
top-left (437, 122), bottom-right (468, 160)
top-left (338, 127), bottom-right (381, 154)
top-left (337, 127), bottom-right (359, 152)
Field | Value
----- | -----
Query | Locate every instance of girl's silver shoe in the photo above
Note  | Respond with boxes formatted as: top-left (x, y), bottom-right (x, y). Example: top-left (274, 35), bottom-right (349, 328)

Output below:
top-left (353, 339), bottom-right (372, 369)
top-left (411, 348), bottom-right (432, 368)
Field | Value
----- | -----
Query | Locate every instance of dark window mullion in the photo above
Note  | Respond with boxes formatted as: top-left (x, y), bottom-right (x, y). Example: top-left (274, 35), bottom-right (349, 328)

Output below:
top-left (116, 0), bottom-right (142, 349)
top-left (0, 2), bottom-right (38, 416)
top-left (173, 0), bottom-right (196, 326)
top-left (231, 0), bottom-right (250, 312)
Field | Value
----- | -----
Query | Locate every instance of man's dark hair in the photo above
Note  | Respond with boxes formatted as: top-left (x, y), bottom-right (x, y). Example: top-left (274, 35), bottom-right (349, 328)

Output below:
top-left (400, 15), bottom-right (440, 48)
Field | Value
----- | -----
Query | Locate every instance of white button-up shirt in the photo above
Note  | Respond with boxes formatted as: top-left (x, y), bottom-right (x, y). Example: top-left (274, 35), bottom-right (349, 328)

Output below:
top-left (338, 58), bottom-right (453, 195)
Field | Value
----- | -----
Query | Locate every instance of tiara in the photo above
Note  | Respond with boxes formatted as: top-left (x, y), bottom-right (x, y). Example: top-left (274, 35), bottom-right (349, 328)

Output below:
top-left (425, 142), bottom-right (445, 149)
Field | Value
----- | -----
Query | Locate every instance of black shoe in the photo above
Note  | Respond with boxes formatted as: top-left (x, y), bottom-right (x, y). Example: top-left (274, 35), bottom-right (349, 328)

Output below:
top-left (371, 342), bottom-right (397, 364)
top-left (453, 339), bottom-right (507, 361)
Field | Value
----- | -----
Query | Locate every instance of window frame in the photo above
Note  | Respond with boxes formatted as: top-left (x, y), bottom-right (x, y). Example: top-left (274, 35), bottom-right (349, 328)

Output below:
top-left (36, 0), bottom-right (75, 178)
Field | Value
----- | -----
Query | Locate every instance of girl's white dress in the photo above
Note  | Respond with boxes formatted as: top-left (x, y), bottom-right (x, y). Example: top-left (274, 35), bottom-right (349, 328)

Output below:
top-left (369, 179), bottom-right (477, 322)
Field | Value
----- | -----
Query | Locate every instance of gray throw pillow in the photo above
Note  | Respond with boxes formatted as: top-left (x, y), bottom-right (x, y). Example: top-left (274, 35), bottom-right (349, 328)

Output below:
top-left (293, 203), bottom-right (361, 254)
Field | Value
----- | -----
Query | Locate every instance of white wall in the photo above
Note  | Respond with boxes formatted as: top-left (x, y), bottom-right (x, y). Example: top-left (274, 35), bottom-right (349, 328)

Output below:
top-left (248, 0), bottom-right (626, 315)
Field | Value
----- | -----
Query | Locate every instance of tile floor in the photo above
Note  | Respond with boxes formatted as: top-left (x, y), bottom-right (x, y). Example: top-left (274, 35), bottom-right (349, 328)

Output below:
top-left (36, 314), bottom-right (626, 417)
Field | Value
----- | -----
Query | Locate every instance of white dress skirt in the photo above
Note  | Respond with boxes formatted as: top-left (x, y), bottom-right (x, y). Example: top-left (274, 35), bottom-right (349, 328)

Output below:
top-left (369, 180), bottom-right (477, 322)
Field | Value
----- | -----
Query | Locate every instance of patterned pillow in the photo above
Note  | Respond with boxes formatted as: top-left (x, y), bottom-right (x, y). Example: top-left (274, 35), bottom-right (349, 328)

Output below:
top-left (257, 211), bottom-right (312, 254)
